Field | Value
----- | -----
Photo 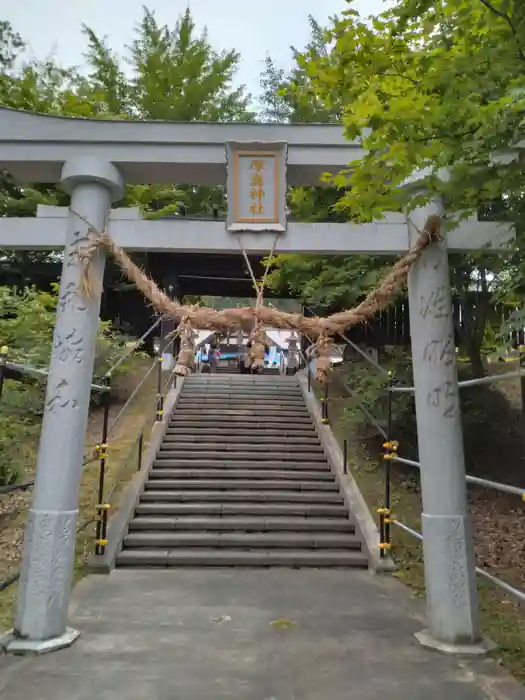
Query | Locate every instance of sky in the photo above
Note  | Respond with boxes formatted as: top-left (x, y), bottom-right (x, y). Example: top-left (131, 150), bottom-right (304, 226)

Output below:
top-left (2, 0), bottom-right (385, 99)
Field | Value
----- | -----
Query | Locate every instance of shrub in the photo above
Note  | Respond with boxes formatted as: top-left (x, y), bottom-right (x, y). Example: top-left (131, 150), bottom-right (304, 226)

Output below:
top-left (0, 285), bottom-right (140, 485)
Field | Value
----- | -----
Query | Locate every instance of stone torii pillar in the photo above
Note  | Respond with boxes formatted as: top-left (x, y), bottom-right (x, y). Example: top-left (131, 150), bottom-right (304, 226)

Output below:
top-left (407, 193), bottom-right (486, 653)
top-left (5, 157), bottom-right (124, 654)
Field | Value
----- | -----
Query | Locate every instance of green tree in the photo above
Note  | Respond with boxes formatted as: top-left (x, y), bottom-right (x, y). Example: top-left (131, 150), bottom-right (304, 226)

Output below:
top-left (82, 7), bottom-right (253, 217)
top-left (0, 8), bottom-right (252, 313)
top-left (1, 9), bottom-right (253, 219)
top-left (259, 16), bottom-right (392, 319)
top-left (260, 16), bottom-right (337, 124)
top-left (299, 0), bottom-right (525, 220)
top-left (263, 2), bottom-right (525, 373)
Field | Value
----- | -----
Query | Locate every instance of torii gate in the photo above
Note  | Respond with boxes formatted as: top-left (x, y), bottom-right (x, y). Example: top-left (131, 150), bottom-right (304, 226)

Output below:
top-left (0, 107), bottom-right (514, 654)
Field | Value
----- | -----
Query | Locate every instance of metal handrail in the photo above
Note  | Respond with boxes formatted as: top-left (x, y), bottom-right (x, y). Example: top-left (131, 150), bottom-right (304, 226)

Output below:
top-left (301, 315), bottom-right (525, 605)
top-left (364, 355), bottom-right (525, 602)
top-left (340, 382), bottom-right (388, 440)
top-left (392, 455), bottom-right (525, 499)
top-left (93, 338), bottom-right (179, 557)
top-left (107, 357), bottom-right (158, 437)
top-left (5, 360), bottom-right (108, 393)
top-left (389, 368), bottom-right (525, 394)
top-left (103, 317), bottom-right (162, 379)
top-left (391, 520), bottom-right (525, 604)
top-left (0, 480), bottom-right (34, 495)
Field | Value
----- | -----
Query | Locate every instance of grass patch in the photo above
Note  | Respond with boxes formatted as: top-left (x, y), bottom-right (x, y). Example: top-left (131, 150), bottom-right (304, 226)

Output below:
top-left (323, 382), bottom-right (525, 683)
top-left (0, 358), bottom-right (166, 631)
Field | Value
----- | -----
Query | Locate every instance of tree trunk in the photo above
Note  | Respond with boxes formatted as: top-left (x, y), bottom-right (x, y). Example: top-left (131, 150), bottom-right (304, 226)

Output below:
top-left (454, 264), bottom-right (490, 378)
top-left (464, 333), bottom-right (485, 378)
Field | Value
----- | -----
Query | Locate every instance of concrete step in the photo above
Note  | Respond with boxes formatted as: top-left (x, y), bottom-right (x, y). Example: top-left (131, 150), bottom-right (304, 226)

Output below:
top-left (155, 451), bottom-right (327, 462)
top-left (171, 412), bottom-right (313, 422)
top-left (200, 367), bottom-right (240, 373)
top-left (180, 394), bottom-right (298, 405)
top-left (178, 396), bottom-right (305, 404)
top-left (150, 468), bottom-right (333, 481)
top-left (176, 408), bottom-right (311, 418)
top-left (135, 502), bottom-right (347, 517)
top-left (181, 382), bottom-right (304, 394)
top-left (186, 374), bottom-right (297, 384)
top-left (128, 515), bottom-right (355, 533)
top-left (179, 400), bottom-right (307, 408)
top-left (177, 402), bottom-right (306, 411)
top-left (149, 459), bottom-right (334, 481)
top-left (124, 532), bottom-right (360, 550)
top-left (169, 420), bottom-right (314, 431)
top-left (179, 390), bottom-right (303, 398)
top-left (158, 442), bottom-right (324, 454)
top-left (184, 382), bottom-right (299, 390)
top-left (179, 394), bottom-right (303, 403)
top-left (144, 479), bottom-right (338, 491)
top-left (163, 431), bottom-right (318, 442)
top-left (140, 491), bottom-right (344, 504)
top-left (116, 548), bottom-right (368, 568)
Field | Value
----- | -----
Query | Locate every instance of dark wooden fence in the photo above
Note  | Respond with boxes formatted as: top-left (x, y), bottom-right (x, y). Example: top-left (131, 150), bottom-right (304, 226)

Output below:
top-left (303, 298), bottom-right (524, 349)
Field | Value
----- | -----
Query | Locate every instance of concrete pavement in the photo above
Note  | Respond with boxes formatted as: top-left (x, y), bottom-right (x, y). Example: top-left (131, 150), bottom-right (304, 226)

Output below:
top-left (0, 569), bottom-right (523, 700)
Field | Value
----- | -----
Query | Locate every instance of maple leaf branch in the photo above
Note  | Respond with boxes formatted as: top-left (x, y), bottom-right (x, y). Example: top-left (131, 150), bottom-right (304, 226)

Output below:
top-left (477, 0), bottom-right (525, 62)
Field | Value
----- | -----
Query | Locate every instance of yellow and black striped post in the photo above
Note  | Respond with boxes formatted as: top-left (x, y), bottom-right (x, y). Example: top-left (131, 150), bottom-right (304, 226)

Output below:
top-left (0, 346), bottom-right (8, 401)
top-left (156, 353), bottom-right (164, 422)
top-left (321, 382), bottom-right (329, 424)
top-left (94, 375), bottom-right (111, 555)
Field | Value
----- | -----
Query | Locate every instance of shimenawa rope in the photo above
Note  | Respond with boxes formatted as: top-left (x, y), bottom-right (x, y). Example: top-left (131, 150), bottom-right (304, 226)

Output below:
top-left (73, 209), bottom-right (442, 381)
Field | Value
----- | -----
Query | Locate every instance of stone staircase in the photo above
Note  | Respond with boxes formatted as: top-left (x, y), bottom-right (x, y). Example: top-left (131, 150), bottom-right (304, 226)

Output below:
top-left (117, 374), bottom-right (368, 568)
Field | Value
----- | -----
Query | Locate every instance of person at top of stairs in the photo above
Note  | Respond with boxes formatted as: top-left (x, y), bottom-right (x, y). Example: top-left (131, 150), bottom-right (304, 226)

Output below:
top-left (208, 343), bottom-right (220, 373)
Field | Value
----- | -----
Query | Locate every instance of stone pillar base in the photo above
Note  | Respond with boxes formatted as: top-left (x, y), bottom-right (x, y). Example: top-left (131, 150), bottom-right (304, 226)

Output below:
top-left (1, 626), bottom-right (80, 655)
top-left (415, 629), bottom-right (496, 656)
top-left (421, 513), bottom-right (479, 642)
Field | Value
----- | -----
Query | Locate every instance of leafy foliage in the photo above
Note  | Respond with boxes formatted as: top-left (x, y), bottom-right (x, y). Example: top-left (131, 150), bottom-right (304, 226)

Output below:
top-left (0, 285), bottom-right (137, 485)
top-left (295, 0), bottom-right (525, 220)
top-left (260, 2), bottom-right (525, 372)
top-left (267, 255), bottom-right (388, 312)
top-left (341, 351), bottom-right (414, 434)
top-left (260, 20), bottom-right (394, 313)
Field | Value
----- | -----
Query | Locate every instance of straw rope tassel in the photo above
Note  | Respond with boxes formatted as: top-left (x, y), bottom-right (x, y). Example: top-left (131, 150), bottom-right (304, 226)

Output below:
top-left (236, 234), bottom-right (279, 371)
top-left (174, 317), bottom-right (197, 377)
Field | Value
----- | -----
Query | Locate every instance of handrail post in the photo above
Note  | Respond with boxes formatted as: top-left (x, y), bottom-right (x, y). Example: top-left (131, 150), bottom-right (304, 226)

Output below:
top-left (95, 374), bottom-right (112, 556)
top-left (343, 438), bottom-right (348, 475)
top-left (137, 431), bottom-right (144, 471)
top-left (379, 372), bottom-right (396, 558)
top-left (519, 345), bottom-right (525, 443)
top-left (0, 346), bottom-right (8, 401)
top-left (156, 349), bottom-right (164, 422)
top-left (384, 371), bottom-right (394, 550)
